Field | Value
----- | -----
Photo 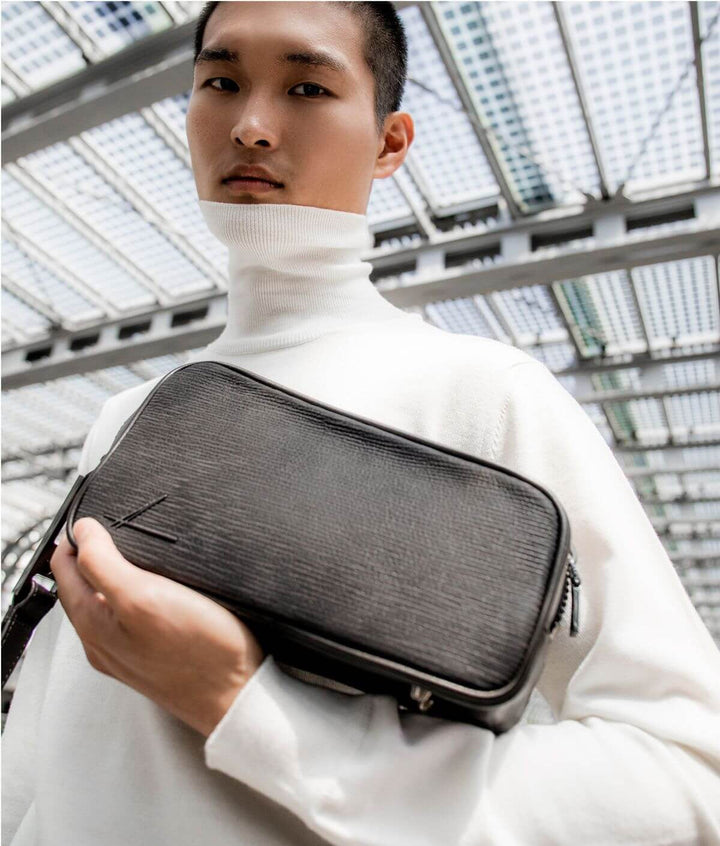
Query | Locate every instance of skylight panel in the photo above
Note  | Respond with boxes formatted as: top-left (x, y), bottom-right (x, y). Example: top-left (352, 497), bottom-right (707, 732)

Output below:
top-left (17, 142), bottom-right (214, 299)
top-left (150, 91), bottom-right (193, 147)
top-left (443, 1), bottom-right (600, 205)
top-left (564, 1), bottom-right (705, 192)
top-left (135, 353), bottom-right (192, 378)
top-left (556, 270), bottom-right (646, 356)
top-left (91, 366), bottom-right (147, 393)
top-left (632, 256), bottom-right (719, 348)
top-left (81, 114), bottom-right (228, 274)
top-left (665, 391), bottom-right (720, 436)
top-left (2, 172), bottom-right (156, 312)
top-left (1, 83), bottom-right (16, 105)
top-left (396, 5), bottom-right (500, 210)
top-left (47, 374), bottom-right (114, 414)
top-left (63, 1), bottom-right (172, 56)
top-left (491, 285), bottom-right (565, 343)
top-left (592, 368), bottom-right (642, 393)
top-left (577, 401), bottom-right (614, 444)
top-left (2, 238), bottom-right (105, 325)
top-left (3, 384), bottom-right (98, 438)
top-left (663, 358), bottom-right (717, 389)
top-left (1, 289), bottom-right (51, 336)
top-left (1, 2), bottom-right (86, 90)
top-left (367, 174), bottom-right (415, 228)
top-left (680, 539), bottom-right (720, 554)
top-left (679, 501), bottom-right (720, 520)
top-left (523, 341), bottom-right (578, 372)
top-left (606, 397), bottom-right (668, 442)
top-left (424, 296), bottom-right (499, 338)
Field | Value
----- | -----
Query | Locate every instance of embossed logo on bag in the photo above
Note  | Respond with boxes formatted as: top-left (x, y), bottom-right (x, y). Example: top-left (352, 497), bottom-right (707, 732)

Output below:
top-left (103, 493), bottom-right (177, 543)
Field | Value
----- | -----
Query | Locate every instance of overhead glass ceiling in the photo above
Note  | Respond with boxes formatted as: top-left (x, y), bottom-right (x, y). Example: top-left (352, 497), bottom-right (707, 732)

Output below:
top-left (1, 0), bottom-right (719, 644)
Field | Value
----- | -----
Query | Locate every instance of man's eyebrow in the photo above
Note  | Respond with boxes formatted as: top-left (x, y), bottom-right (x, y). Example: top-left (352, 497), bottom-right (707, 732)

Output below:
top-left (194, 46), bottom-right (349, 75)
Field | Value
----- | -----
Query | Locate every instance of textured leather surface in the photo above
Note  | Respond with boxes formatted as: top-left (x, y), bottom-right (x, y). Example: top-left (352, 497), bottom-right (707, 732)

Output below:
top-left (71, 362), bottom-right (566, 693)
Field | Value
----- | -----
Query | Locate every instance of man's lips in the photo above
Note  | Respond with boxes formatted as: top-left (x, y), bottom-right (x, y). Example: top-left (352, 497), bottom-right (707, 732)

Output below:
top-left (224, 177), bottom-right (282, 186)
top-left (223, 177), bottom-right (283, 193)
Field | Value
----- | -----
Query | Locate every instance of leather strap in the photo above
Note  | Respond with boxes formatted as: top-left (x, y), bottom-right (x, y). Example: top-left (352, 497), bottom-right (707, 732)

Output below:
top-left (2, 475), bottom-right (86, 689)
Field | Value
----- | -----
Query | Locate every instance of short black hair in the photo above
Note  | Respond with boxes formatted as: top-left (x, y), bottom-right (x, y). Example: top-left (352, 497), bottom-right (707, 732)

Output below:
top-left (193, 1), bottom-right (408, 135)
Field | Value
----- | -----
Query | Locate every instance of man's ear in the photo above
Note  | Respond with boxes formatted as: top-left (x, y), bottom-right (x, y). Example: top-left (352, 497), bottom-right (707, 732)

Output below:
top-left (374, 112), bottom-right (414, 180)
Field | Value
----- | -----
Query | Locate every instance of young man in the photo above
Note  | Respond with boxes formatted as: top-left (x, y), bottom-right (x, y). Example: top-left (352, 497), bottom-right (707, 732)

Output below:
top-left (3, 2), bottom-right (720, 844)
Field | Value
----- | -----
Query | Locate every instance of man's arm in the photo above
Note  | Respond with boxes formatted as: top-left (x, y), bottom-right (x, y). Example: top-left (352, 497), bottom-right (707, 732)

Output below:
top-left (202, 358), bottom-right (720, 845)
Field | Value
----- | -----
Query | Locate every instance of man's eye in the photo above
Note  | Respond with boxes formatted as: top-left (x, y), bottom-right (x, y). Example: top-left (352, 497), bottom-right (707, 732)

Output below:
top-left (204, 77), bottom-right (238, 93)
top-left (290, 82), bottom-right (330, 98)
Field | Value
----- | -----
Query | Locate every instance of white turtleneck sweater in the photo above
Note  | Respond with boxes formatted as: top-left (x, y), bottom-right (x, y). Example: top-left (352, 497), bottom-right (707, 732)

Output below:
top-left (3, 201), bottom-right (720, 846)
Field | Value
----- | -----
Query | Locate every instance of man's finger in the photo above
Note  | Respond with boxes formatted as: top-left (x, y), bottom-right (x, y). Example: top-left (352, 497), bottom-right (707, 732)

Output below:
top-left (72, 517), bottom-right (143, 606)
top-left (50, 537), bottom-right (104, 624)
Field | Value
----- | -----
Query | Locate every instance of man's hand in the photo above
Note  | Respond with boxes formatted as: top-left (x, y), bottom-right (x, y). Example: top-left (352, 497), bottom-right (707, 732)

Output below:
top-left (50, 516), bottom-right (266, 738)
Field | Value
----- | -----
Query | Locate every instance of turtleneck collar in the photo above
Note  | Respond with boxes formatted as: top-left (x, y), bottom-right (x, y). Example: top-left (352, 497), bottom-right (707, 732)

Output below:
top-left (197, 200), bottom-right (414, 355)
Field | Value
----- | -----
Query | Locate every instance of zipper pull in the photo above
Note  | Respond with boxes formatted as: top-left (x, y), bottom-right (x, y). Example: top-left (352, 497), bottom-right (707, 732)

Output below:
top-left (568, 555), bottom-right (581, 637)
top-left (409, 684), bottom-right (434, 712)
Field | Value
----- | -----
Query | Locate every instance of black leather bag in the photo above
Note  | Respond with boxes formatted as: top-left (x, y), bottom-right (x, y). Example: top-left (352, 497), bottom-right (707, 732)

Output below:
top-left (2, 360), bottom-right (580, 732)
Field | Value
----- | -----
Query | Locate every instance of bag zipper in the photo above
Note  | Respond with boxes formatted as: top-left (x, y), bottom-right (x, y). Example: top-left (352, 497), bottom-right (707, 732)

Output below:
top-left (552, 547), bottom-right (581, 637)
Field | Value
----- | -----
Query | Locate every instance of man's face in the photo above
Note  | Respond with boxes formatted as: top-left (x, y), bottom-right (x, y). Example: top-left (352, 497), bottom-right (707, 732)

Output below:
top-left (186, 1), bottom-right (411, 214)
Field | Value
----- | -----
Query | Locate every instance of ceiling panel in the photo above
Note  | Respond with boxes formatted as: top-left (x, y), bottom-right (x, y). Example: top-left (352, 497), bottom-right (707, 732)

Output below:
top-left (563, 1), bottom-right (705, 192)
top-left (396, 4), bottom-right (502, 211)
top-left (439, 1), bottom-right (600, 206)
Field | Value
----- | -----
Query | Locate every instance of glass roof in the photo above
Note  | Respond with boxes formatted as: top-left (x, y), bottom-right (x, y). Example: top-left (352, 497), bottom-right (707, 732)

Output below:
top-left (2, 1), bottom-right (719, 638)
top-left (563, 1), bottom-right (705, 192)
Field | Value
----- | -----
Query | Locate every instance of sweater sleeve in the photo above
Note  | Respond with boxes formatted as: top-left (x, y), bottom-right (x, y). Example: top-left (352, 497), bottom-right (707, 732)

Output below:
top-left (204, 359), bottom-right (720, 846)
top-left (1, 411), bottom-right (104, 845)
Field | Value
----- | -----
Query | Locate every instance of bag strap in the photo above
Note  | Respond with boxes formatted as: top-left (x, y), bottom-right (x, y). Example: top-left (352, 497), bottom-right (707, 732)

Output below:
top-left (2, 474), bottom-right (86, 689)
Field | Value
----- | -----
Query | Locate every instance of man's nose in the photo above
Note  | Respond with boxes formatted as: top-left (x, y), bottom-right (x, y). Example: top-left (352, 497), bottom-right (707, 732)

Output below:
top-left (230, 98), bottom-right (278, 148)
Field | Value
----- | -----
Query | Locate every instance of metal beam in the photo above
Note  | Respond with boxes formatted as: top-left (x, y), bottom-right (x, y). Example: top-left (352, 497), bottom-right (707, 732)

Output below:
top-left (640, 495), bottom-right (720, 507)
top-left (690, 2), bottom-right (713, 180)
top-left (552, 2), bottom-right (611, 199)
top-left (653, 519), bottom-right (720, 535)
top-left (618, 444), bottom-right (720, 465)
top-left (382, 223), bottom-right (720, 308)
top-left (564, 346), bottom-right (720, 378)
top-left (649, 503), bottom-right (720, 521)
top-left (575, 380), bottom-right (720, 405)
top-left (2, 295), bottom-right (227, 389)
top-left (615, 436), bottom-right (720, 453)
top-left (1, 21), bottom-right (195, 162)
top-left (628, 462), bottom-right (720, 479)
top-left (417, 2), bottom-right (525, 218)
top-left (670, 549), bottom-right (720, 563)
top-left (3, 296), bottom-right (719, 392)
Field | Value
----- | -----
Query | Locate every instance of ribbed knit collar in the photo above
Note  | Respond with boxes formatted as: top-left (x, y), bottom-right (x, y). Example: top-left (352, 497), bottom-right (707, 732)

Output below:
top-left (197, 200), bottom-right (412, 354)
